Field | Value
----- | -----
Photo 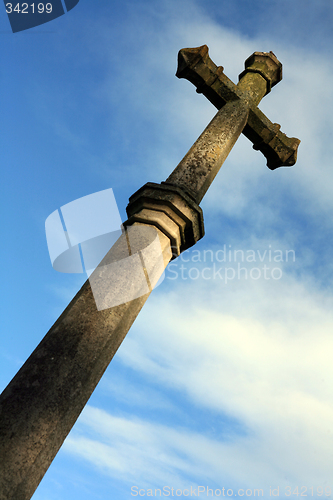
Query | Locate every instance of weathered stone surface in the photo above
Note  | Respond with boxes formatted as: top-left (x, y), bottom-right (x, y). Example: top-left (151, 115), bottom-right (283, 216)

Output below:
top-left (165, 99), bottom-right (250, 204)
top-left (238, 51), bottom-right (282, 97)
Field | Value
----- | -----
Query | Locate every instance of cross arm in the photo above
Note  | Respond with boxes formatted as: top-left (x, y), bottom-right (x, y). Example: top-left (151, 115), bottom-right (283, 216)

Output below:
top-left (176, 45), bottom-right (300, 170)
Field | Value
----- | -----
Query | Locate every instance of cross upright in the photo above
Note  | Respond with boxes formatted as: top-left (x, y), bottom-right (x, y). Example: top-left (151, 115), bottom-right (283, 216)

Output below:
top-left (0, 46), bottom-right (300, 500)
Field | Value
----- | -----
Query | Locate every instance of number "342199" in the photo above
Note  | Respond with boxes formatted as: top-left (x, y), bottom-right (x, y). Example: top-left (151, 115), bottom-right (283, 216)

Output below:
top-left (5, 3), bottom-right (53, 13)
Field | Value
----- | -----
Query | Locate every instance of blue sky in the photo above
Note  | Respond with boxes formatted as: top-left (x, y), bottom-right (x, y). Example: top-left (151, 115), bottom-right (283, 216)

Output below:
top-left (1, 0), bottom-right (333, 499)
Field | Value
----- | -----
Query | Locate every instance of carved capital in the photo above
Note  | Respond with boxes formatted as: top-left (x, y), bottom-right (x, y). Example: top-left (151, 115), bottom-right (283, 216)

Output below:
top-left (124, 183), bottom-right (205, 258)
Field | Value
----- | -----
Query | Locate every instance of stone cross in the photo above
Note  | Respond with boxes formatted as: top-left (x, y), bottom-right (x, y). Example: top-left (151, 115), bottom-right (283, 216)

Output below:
top-left (0, 46), bottom-right (300, 500)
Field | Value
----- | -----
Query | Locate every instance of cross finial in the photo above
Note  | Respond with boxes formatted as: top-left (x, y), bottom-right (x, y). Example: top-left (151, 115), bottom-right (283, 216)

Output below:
top-left (126, 46), bottom-right (300, 257)
top-left (176, 45), bottom-right (300, 170)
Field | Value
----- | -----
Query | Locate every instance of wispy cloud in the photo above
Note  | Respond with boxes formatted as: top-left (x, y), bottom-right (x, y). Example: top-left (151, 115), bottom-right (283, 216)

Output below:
top-left (100, 374), bottom-right (176, 412)
top-left (63, 259), bottom-right (333, 492)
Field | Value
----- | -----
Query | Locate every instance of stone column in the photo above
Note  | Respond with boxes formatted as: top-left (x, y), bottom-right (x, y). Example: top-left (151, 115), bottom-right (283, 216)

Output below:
top-left (0, 184), bottom-right (204, 500)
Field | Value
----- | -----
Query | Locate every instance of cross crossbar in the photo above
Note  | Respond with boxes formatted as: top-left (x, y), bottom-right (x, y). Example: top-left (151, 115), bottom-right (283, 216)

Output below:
top-left (176, 45), bottom-right (300, 170)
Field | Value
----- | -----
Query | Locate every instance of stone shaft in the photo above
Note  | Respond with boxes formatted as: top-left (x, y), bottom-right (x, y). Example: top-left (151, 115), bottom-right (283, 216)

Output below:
top-left (165, 99), bottom-right (249, 204)
top-left (0, 225), bottom-right (172, 500)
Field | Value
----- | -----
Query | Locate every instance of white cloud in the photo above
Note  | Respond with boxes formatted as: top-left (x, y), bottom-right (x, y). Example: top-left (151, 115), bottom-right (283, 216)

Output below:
top-left (63, 261), bottom-right (333, 493)
top-left (100, 374), bottom-right (176, 412)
